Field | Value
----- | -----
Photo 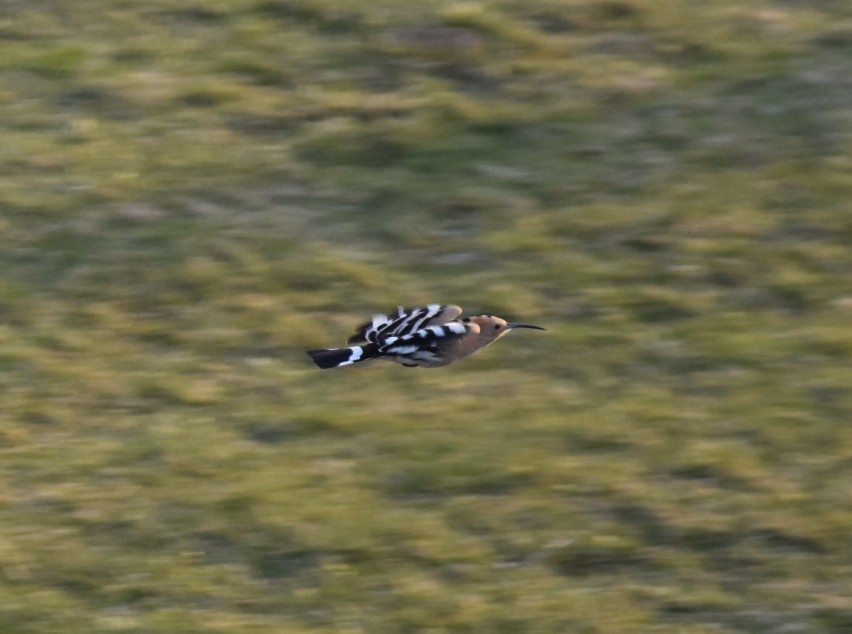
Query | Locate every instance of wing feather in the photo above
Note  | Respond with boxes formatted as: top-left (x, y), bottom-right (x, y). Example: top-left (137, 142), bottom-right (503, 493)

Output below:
top-left (379, 322), bottom-right (470, 354)
top-left (348, 304), bottom-right (462, 344)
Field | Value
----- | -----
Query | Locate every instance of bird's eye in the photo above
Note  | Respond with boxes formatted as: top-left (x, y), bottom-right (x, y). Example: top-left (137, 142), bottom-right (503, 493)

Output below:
top-left (494, 324), bottom-right (501, 329)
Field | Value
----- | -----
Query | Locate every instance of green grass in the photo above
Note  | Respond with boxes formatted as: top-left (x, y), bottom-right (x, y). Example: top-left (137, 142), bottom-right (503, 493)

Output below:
top-left (2, 0), bottom-right (852, 632)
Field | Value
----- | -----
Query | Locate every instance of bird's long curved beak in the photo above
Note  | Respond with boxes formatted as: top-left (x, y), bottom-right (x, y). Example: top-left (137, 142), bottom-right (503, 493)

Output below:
top-left (506, 323), bottom-right (545, 330)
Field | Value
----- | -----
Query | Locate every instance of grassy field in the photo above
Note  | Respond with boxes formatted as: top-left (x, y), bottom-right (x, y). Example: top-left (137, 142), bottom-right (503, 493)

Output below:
top-left (2, 1), bottom-right (852, 632)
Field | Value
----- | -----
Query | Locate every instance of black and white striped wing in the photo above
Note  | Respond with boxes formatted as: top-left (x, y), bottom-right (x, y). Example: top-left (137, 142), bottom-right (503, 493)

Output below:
top-left (379, 322), bottom-right (471, 356)
top-left (348, 304), bottom-right (461, 344)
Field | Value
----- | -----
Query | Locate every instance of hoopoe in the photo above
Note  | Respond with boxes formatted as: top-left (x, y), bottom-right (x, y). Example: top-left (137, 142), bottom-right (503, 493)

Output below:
top-left (307, 304), bottom-right (544, 369)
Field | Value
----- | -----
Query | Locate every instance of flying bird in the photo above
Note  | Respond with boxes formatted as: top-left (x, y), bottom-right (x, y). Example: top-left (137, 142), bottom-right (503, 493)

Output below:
top-left (307, 303), bottom-right (544, 369)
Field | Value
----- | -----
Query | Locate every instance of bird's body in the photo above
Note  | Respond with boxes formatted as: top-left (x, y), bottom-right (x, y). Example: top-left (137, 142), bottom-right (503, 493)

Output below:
top-left (307, 304), bottom-right (543, 369)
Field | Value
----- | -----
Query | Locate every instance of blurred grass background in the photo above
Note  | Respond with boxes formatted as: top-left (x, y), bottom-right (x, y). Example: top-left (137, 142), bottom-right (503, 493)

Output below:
top-left (2, 0), bottom-right (852, 632)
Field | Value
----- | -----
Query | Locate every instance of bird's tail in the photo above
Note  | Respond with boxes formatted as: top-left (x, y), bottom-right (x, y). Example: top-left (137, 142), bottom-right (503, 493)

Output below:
top-left (306, 343), bottom-right (381, 369)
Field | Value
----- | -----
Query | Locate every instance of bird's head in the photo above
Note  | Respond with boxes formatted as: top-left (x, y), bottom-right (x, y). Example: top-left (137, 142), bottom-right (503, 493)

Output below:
top-left (465, 315), bottom-right (545, 344)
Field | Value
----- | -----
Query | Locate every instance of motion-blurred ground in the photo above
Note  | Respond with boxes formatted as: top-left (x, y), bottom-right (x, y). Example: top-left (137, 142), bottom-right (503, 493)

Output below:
top-left (1, 1), bottom-right (851, 632)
